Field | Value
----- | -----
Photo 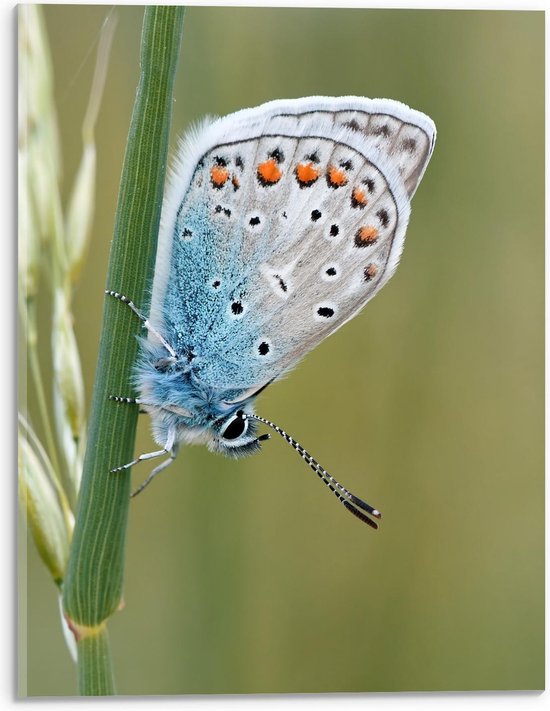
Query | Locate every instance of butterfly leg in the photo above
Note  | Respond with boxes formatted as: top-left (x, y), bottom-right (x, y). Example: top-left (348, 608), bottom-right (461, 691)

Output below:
top-left (105, 290), bottom-right (177, 359)
top-left (110, 447), bottom-right (169, 473)
top-left (109, 394), bottom-right (193, 419)
top-left (110, 426), bottom-right (176, 473)
top-left (130, 446), bottom-right (178, 498)
top-left (110, 427), bottom-right (178, 497)
top-left (109, 395), bottom-right (141, 405)
top-left (109, 394), bottom-right (151, 415)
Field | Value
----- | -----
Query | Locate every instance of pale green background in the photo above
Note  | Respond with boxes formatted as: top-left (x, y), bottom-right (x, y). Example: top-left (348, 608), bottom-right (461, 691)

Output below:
top-left (24, 6), bottom-right (543, 696)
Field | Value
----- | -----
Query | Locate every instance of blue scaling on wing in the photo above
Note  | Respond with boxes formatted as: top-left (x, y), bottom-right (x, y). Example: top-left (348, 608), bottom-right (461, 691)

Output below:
top-left (160, 144), bottom-right (275, 391)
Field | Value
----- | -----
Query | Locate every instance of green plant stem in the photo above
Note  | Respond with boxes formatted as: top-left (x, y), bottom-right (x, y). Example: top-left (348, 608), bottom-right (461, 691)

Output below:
top-left (62, 7), bottom-right (185, 695)
top-left (77, 626), bottom-right (116, 696)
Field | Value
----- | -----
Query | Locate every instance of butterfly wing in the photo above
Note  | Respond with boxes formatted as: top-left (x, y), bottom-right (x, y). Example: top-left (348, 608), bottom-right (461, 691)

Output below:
top-left (150, 97), bottom-right (435, 392)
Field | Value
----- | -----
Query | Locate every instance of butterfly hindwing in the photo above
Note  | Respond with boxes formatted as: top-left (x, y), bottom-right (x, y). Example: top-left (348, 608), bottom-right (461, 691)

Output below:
top-left (151, 97), bottom-right (436, 393)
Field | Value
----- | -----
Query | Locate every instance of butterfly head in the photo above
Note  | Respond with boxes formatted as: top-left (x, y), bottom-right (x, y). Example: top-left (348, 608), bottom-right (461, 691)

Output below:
top-left (209, 407), bottom-right (270, 457)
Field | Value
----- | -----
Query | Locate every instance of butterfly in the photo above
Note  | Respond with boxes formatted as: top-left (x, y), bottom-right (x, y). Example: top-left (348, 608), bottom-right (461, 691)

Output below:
top-left (108, 96), bottom-right (436, 529)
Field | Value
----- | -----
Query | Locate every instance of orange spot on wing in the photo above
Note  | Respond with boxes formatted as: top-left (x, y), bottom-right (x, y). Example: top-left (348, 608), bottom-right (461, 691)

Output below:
top-left (257, 158), bottom-right (282, 185)
top-left (295, 162), bottom-right (320, 186)
top-left (351, 186), bottom-right (368, 208)
top-left (355, 226), bottom-right (379, 247)
top-left (327, 165), bottom-right (348, 187)
top-left (364, 263), bottom-right (378, 281)
top-left (210, 165), bottom-right (229, 187)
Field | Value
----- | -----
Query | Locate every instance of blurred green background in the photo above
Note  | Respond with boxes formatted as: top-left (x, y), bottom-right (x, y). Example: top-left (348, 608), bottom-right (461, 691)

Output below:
top-left (23, 6), bottom-right (543, 696)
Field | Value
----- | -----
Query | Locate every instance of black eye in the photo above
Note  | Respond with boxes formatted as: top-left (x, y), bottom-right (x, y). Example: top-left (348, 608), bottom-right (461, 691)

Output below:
top-left (221, 413), bottom-right (247, 440)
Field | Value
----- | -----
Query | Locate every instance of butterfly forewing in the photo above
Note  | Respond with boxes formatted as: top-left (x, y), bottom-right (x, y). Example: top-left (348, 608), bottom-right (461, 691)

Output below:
top-left (152, 97), bottom-right (435, 392)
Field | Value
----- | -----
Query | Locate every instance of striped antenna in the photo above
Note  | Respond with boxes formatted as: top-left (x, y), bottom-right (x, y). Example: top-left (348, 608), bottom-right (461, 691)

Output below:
top-left (248, 414), bottom-right (382, 530)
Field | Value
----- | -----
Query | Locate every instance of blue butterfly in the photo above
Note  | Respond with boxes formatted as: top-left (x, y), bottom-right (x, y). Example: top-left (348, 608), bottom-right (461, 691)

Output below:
top-left (108, 96), bottom-right (436, 528)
